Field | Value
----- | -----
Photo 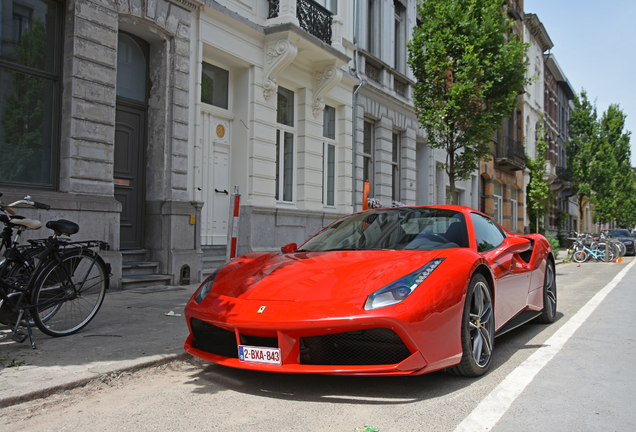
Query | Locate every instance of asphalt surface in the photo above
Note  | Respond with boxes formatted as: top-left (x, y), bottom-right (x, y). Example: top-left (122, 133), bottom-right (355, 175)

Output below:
top-left (491, 257), bottom-right (636, 432)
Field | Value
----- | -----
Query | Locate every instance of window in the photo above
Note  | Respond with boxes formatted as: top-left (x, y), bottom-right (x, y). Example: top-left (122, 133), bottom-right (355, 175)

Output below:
top-left (13, 3), bottom-right (32, 42)
top-left (394, 0), bottom-right (406, 74)
top-left (493, 181), bottom-right (503, 224)
top-left (471, 213), bottom-right (506, 252)
top-left (201, 62), bottom-right (229, 109)
top-left (314, 0), bottom-right (337, 14)
top-left (117, 33), bottom-right (148, 102)
top-left (367, 0), bottom-right (378, 56)
top-left (0, 0), bottom-right (62, 187)
top-left (391, 132), bottom-right (401, 201)
top-left (511, 192), bottom-right (518, 232)
top-left (323, 105), bottom-right (335, 140)
top-left (276, 87), bottom-right (295, 202)
top-left (323, 143), bottom-right (336, 206)
top-left (323, 106), bottom-right (336, 206)
top-left (446, 188), bottom-right (461, 205)
top-left (362, 121), bottom-right (374, 197)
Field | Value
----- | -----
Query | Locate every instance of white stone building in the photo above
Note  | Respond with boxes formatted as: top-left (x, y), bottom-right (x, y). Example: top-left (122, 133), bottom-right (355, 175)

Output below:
top-left (522, 13), bottom-right (552, 231)
top-left (355, 0), bottom-right (478, 211)
top-left (189, 0), bottom-right (358, 276)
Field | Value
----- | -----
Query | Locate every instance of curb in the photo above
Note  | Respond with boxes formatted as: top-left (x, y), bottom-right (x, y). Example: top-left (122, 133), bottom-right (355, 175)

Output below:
top-left (0, 352), bottom-right (192, 409)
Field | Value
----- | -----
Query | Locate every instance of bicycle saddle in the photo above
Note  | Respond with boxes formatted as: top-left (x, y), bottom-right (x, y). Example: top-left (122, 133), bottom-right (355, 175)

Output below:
top-left (46, 219), bottom-right (79, 235)
top-left (0, 214), bottom-right (42, 230)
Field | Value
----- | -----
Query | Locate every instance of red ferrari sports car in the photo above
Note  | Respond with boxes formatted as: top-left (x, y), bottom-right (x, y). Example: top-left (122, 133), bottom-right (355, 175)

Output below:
top-left (184, 206), bottom-right (556, 377)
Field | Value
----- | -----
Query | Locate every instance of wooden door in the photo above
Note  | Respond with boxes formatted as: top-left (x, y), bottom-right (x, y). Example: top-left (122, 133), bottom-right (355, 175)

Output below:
top-left (114, 104), bottom-right (146, 250)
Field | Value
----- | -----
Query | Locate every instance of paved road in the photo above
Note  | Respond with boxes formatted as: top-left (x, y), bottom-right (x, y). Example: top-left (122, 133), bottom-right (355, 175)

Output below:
top-left (1, 258), bottom-right (635, 431)
top-left (489, 258), bottom-right (636, 432)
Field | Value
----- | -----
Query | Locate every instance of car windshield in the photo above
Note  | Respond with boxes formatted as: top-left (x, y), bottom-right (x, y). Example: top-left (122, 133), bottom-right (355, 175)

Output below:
top-left (299, 208), bottom-right (469, 252)
top-left (611, 229), bottom-right (631, 237)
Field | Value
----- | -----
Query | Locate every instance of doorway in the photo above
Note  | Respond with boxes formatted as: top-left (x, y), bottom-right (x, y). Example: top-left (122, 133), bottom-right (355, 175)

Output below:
top-left (114, 32), bottom-right (149, 250)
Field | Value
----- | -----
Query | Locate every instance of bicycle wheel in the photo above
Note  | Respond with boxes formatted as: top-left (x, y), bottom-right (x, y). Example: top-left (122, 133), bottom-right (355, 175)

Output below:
top-left (616, 241), bottom-right (626, 257)
top-left (572, 248), bottom-right (588, 263)
top-left (595, 243), bottom-right (616, 262)
top-left (31, 249), bottom-right (109, 337)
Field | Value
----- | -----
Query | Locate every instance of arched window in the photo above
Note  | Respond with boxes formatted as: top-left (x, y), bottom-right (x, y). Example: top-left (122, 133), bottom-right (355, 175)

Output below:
top-left (116, 33), bottom-right (148, 102)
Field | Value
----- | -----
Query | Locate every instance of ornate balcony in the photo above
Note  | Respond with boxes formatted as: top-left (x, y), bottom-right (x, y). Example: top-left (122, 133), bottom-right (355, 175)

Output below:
top-left (505, 0), bottom-right (522, 21)
top-left (494, 135), bottom-right (526, 172)
top-left (268, 0), bottom-right (333, 45)
top-left (549, 166), bottom-right (571, 192)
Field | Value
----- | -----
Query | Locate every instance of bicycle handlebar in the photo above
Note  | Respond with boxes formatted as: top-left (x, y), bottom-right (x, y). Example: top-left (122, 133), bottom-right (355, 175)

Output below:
top-left (0, 196), bottom-right (51, 217)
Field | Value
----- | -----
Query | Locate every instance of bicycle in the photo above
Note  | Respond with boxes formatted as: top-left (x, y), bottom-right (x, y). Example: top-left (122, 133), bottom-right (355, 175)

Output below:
top-left (599, 230), bottom-right (626, 257)
top-left (0, 197), bottom-right (111, 348)
top-left (570, 232), bottom-right (616, 263)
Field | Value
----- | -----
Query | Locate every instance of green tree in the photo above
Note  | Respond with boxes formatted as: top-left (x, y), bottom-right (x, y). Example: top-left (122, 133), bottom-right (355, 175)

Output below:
top-left (589, 136), bottom-right (618, 225)
top-left (526, 127), bottom-right (552, 233)
top-left (600, 104), bottom-right (635, 227)
top-left (408, 0), bottom-right (530, 203)
top-left (565, 91), bottom-right (597, 231)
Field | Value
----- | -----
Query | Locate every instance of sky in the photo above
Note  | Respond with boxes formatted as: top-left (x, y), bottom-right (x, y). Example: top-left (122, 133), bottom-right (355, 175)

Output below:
top-left (525, 0), bottom-right (636, 166)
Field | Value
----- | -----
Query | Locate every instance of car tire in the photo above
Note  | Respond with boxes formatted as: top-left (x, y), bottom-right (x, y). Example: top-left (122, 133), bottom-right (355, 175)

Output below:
top-left (449, 273), bottom-right (494, 377)
top-left (536, 260), bottom-right (556, 324)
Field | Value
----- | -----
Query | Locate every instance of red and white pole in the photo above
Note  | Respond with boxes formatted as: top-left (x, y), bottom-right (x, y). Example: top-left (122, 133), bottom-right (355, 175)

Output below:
top-left (227, 186), bottom-right (241, 259)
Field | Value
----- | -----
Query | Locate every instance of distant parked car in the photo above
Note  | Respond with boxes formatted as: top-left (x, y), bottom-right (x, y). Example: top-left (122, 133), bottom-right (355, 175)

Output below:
top-left (610, 229), bottom-right (635, 256)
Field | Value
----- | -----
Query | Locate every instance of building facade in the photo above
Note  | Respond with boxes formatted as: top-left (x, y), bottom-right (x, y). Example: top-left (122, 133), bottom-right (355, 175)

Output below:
top-left (189, 0), bottom-right (359, 278)
top-left (544, 54), bottom-right (575, 234)
top-left (356, 0), bottom-right (477, 212)
top-left (479, 0), bottom-right (526, 233)
top-left (522, 13), bottom-right (551, 231)
top-left (0, 0), bottom-right (203, 289)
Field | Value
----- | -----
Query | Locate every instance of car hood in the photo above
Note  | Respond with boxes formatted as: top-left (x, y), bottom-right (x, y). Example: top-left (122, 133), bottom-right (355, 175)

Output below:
top-left (208, 250), bottom-right (446, 302)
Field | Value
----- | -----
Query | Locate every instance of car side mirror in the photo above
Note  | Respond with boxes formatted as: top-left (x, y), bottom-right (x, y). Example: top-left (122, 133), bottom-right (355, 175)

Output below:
top-left (505, 236), bottom-right (531, 254)
top-left (281, 243), bottom-right (298, 254)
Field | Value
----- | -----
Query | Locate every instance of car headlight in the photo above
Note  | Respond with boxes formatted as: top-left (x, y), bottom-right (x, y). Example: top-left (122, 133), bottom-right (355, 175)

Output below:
top-left (364, 258), bottom-right (445, 310)
top-left (194, 270), bottom-right (220, 303)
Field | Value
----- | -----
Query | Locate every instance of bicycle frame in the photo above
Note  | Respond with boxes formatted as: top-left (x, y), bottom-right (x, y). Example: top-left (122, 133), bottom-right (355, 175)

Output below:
top-left (0, 239), bottom-right (109, 348)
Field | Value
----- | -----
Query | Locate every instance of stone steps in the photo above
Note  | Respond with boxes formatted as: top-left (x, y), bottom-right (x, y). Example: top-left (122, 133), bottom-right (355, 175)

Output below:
top-left (120, 249), bottom-right (173, 290)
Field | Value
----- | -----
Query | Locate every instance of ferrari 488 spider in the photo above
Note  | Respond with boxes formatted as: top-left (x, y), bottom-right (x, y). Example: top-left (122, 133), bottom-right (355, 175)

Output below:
top-left (184, 206), bottom-right (556, 377)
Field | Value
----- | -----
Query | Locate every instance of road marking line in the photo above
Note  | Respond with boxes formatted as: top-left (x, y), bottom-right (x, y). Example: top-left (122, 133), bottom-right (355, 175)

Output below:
top-left (454, 259), bottom-right (636, 432)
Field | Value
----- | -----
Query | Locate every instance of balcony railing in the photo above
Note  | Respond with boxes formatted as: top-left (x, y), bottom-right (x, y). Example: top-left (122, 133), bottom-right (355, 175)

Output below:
top-left (268, 0), bottom-right (333, 45)
top-left (365, 62), bottom-right (381, 83)
top-left (505, 0), bottom-right (522, 21)
top-left (495, 136), bottom-right (526, 171)
top-left (269, 0), bottom-right (280, 18)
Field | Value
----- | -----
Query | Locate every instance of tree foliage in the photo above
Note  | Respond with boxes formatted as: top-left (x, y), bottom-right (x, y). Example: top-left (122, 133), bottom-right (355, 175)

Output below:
top-left (601, 104), bottom-right (635, 227)
top-left (408, 0), bottom-right (530, 203)
top-left (565, 91), bottom-right (597, 230)
top-left (566, 91), bottom-right (636, 228)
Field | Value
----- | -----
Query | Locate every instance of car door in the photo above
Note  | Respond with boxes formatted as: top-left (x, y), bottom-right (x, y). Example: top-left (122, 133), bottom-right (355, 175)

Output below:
top-left (470, 213), bottom-right (531, 331)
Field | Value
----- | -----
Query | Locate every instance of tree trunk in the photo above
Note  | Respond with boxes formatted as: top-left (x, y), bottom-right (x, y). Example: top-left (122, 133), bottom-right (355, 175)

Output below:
top-left (447, 151), bottom-right (455, 204)
top-left (577, 194), bottom-right (584, 232)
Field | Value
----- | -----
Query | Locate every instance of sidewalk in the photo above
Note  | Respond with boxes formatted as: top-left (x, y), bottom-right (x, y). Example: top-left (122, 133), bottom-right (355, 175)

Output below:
top-left (0, 283), bottom-right (199, 408)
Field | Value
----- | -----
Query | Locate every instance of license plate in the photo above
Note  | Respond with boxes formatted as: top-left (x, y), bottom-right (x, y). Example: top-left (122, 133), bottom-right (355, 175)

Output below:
top-left (239, 345), bottom-right (282, 365)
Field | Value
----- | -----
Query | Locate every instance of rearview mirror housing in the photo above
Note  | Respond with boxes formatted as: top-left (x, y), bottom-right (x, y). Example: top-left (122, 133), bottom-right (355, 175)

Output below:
top-left (281, 243), bottom-right (298, 254)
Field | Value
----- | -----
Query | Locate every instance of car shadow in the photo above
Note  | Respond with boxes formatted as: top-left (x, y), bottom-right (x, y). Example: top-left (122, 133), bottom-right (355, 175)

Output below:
top-left (184, 311), bottom-right (566, 405)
